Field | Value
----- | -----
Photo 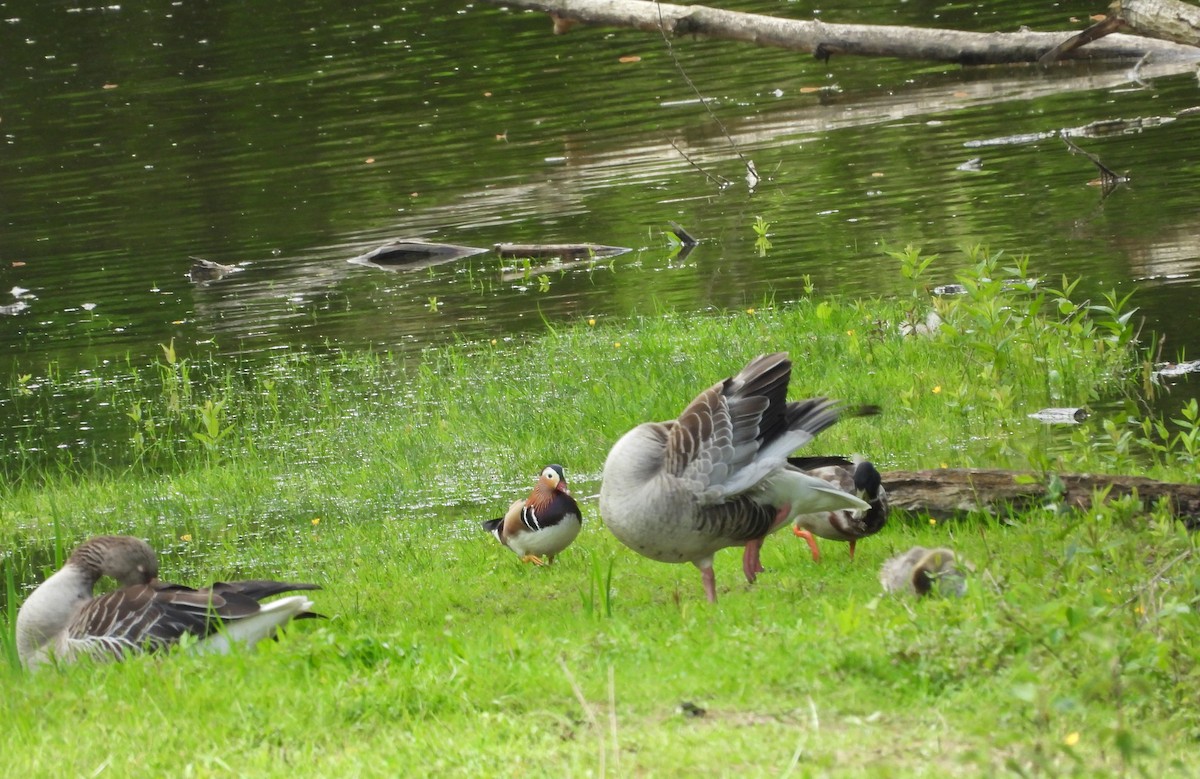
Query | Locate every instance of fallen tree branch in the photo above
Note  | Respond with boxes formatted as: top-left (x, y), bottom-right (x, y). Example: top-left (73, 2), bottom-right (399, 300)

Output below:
top-left (1040, 0), bottom-right (1200, 63)
top-left (882, 468), bottom-right (1200, 521)
top-left (1115, 0), bottom-right (1200, 45)
top-left (482, 0), bottom-right (1200, 64)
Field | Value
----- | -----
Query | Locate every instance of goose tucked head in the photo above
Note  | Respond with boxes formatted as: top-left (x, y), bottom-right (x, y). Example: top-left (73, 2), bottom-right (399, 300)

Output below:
top-left (67, 535), bottom-right (159, 587)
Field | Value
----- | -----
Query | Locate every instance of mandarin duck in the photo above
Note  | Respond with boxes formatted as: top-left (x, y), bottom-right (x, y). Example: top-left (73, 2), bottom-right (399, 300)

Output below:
top-left (789, 456), bottom-right (888, 562)
top-left (880, 546), bottom-right (966, 597)
top-left (598, 352), bottom-right (872, 603)
top-left (483, 464), bottom-right (583, 565)
top-left (15, 535), bottom-right (321, 670)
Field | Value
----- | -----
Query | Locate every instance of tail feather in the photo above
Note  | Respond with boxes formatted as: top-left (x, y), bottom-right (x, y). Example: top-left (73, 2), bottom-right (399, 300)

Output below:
top-left (787, 455), bottom-right (855, 471)
top-left (191, 595), bottom-right (317, 654)
top-left (482, 517), bottom-right (504, 542)
top-left (765, 469), bottom-right (870, 518)
top-left (758, 397), bottom-right (840, 462)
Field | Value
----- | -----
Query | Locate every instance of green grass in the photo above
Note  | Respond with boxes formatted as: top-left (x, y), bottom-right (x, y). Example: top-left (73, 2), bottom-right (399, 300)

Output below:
top-left (1, 250), bottom-right (1198, 776)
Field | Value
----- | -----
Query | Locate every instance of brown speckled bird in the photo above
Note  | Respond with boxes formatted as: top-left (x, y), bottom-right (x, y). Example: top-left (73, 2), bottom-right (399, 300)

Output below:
top-left (15, 535), bottom-right (320, 670)
top-left (484, 464), bottom-right (583, 565)
top-left (790, 456), bottom-right (888, 561)
top-left (880, 546), bottom-right (966, 597)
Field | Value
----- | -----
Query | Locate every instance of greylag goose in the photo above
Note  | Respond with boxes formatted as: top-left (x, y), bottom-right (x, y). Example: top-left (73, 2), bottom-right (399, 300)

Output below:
top-left (483, 464), bottom-right (583, 565)
top-left (880, 546), bottom-right (966, 597)
top-left (789, 456), bottom-right (888, 561)
top-left (599, 352), bottom-right (871, 602)
top-left (15, 535), bottom-right (320, 670)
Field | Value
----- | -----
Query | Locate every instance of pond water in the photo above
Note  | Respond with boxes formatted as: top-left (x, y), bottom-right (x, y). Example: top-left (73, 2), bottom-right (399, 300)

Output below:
top-left (2, 0), bottom-right (1199, 462)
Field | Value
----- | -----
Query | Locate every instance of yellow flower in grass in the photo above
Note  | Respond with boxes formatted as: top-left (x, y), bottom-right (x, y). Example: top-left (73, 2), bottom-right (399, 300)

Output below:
top-left (180, 534), bottom-right (193, 542)
top-left (932, 385), bottom-right (942, 394)
top-left (312, 517), bottom-right (321, 526)
top-left (587, 318), bottom-right (596, 326)
top-left (1064, 732), bottom-right (1080, 746)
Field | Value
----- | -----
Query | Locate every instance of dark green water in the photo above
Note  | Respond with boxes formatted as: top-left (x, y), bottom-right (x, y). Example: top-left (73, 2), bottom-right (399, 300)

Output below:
top-left (2, 0), bottom-right (1199, 466)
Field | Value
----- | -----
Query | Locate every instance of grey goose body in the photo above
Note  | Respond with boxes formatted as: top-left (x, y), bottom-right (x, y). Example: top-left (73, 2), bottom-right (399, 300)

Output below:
top-left (599, 352), bottom-right (871, 602)
top-left (16, 535), bottom-right (319, 669)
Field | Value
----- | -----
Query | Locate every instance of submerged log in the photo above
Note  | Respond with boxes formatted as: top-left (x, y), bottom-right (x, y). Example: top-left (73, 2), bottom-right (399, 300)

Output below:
top-left (347, 240), bottom-right (489, 272)
top-left (883, 468), bottom-right (1200, 521)
top-left (189, 257), bottom-right (242, 283)
top-left (494, 243), bottom-right (631, 261)
top-left (481, 0), bottom-right (1200, 64)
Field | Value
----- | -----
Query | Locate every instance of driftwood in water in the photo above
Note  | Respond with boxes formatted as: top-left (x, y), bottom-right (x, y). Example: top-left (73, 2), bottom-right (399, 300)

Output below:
top-left (1116, 0), bottom-right (1200, 45)
top-left (494, 243), bottom-right (631, 261)
top-left (1040, 0), bottom-right (1200, 63)
top-left (495, 243), bottom-right (631, 281)
top-left (1061, 136), bottom-right (1128, 197)
top-left (189, 257), bottom-right (242, 283)
top-left (667, 221), bottom-right (698, 248)
top-left (883, 468), bottom-right (1200, 521)
top-left (347, 240), bottom-right (489, 272)
top-left (481, 0), bottom-right (1200, 64)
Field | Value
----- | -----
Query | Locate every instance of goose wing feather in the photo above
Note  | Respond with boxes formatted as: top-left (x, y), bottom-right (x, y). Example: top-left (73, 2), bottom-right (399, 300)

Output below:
top-left (61, 580), bottom-right (319, 660)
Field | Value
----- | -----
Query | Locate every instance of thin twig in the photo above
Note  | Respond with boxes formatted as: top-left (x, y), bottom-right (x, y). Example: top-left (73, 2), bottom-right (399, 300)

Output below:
top-left (1119, 548), bottom-right (1192, 609)
top-left (655, 0), bottom-right (755, 183)
top-left (559, 657), bottom-right (605, 777)
top-left (994, 592), bottom-right (1080, 680)
top-left (782, 697), bottom-right (820, 779)
top-left (667, 138), bottom-right (731, 188)
top-left (608, 664), bottom-right (620, 775)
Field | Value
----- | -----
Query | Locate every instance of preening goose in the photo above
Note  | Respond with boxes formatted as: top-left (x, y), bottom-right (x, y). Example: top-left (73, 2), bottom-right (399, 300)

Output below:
top-left (483, 464), bottom-right (583, 565)
top-left (598, 352), bottom-right (871, 602)
top-left (880, 546), bottom-right (966, 597)
top-left (789, 456), bottom-right (889, 561)
top-left (15, 535), bottom-right (320, 670)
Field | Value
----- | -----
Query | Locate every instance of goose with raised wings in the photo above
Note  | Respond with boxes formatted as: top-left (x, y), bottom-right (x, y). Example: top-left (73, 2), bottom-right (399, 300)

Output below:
top-left (599, 353), bottom-right (871, 602)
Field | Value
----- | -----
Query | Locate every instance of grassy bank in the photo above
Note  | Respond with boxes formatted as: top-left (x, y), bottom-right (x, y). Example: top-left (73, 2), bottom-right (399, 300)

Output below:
top-left (1, 251), bottom-right (1198, 776)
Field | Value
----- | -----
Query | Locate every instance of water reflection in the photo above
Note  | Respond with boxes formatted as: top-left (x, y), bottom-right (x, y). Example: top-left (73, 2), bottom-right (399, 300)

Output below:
top-left (2, 0), bottom-right (1199, 455)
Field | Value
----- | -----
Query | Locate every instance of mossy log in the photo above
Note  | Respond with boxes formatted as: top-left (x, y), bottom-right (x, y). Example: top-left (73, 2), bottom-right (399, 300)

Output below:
top-left (883, 468), bottom-right (1200, 521)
